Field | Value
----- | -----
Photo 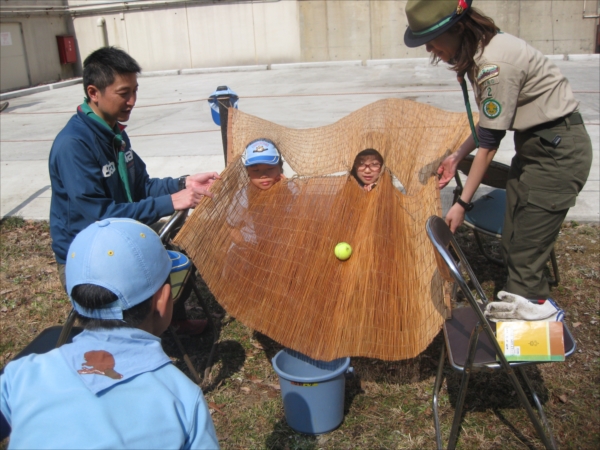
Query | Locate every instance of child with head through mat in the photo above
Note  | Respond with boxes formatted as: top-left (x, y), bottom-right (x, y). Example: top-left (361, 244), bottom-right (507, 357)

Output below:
top-left (351, 148), bottom-right (384, 192)
top-left (227, 139), bottom-right (291, 246)
top-left (0, 218), bottom-right (219, 449)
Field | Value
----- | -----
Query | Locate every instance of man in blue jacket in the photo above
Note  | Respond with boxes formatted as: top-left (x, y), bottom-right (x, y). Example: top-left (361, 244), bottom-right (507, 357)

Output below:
top-left (49, 47), bottom-right (219, 334)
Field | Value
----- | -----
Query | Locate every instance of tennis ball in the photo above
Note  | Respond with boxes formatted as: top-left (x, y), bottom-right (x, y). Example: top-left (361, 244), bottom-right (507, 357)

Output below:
top-left (335, 242), bottom-right (352, 261)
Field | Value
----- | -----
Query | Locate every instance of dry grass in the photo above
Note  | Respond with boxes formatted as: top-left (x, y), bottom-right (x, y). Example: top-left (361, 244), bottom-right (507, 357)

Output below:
top-left (1, 218), bottom-right (598, 449)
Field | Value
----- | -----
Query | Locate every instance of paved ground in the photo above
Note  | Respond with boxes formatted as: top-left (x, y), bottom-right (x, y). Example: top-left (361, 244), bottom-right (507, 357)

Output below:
top-left (1, 56), bottom-right (598, 222)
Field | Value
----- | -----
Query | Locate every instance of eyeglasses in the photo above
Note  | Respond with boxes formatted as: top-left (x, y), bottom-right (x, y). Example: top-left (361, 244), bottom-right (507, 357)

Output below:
top-left (357, 162), bottom-right (382, 171)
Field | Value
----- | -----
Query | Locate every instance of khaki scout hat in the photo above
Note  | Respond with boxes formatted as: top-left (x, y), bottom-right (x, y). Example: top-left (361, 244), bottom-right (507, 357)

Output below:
top-left (404, 0), bottom-right (472, 48)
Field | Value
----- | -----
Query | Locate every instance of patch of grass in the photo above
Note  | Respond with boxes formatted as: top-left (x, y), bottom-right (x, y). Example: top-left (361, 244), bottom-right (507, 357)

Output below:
top-left (1, 220), bottom-right (599, 449)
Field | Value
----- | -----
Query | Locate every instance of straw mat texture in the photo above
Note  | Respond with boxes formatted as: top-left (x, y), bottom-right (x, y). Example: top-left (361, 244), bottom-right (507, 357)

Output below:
top-left (174, 98), bottom-right (474, 361)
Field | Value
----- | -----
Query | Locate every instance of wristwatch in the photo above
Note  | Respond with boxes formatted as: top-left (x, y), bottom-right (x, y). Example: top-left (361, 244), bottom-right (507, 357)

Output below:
top-left (178, 175), bottom-right (189, 191)
top-left (456, 197), bottom-right (474, 211)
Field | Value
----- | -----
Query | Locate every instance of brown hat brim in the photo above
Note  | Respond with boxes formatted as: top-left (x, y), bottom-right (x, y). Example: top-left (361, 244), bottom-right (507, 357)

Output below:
top-left (404, 0), bottom-right (472, 48)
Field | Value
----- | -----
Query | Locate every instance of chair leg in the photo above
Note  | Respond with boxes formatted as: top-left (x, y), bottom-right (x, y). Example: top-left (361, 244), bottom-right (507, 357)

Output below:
top-left (447, 324), bottom-right (481, 450)
top-left (433, 345), bottom-right (446, 450)
top-left (168, 326), bottom-right (202, 385)
top-left (473, 230), bottom-right (503, 266)
top-left (499, 364), bottom-right (556, 449)
top-left (55, 308), bottom-right (77, 348)
top-left (190, 275), bottom-right (220, 386)
top-left (518, 366), bottom-right (558, 449)
top-left (548, 249), bottom-right (560, 286)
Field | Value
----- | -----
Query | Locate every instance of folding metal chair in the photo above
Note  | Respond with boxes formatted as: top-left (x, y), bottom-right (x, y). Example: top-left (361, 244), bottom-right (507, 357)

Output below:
top-left (159, 210), bottom-right (220, 386)
top-left (425, 215), bottom-right (575, 450)
top-left (453, 154), bottom-right (559, 285)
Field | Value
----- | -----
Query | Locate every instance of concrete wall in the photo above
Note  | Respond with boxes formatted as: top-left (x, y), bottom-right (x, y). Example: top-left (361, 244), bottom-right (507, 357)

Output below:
top-left (300, 0), bottom-right (599, 61)
top-left (1, 0), bottom-right (598, 89)
top-left (71, 0), bottom-right (301, 73)
top-left (0, 1), bottom-right (74, 89)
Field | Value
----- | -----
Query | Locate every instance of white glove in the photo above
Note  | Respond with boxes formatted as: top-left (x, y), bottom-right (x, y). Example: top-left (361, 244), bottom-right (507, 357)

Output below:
top-left (484, 291), bottom-right (564, 322)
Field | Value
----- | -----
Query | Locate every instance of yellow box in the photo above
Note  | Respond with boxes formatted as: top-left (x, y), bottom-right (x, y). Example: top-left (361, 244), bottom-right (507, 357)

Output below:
top-left (496, 321), bottom-right (565, 362)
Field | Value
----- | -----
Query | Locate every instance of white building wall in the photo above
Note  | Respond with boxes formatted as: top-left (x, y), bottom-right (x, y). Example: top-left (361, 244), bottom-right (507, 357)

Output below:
top-left (1, 0), bottom-right (598, 89)
top-left (0, 1), bottom-right (74, 88)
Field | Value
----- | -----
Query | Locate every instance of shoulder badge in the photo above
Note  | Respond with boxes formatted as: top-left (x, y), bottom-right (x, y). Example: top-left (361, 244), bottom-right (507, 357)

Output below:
top-left (482, 99), bottom-right (502, 119)
top-left (476, 64), bottom-right (500, 85)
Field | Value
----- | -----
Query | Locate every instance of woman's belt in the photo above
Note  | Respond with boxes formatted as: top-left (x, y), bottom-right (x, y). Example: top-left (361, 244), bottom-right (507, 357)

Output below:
top-left (525, 111), bottom-right (584, 148)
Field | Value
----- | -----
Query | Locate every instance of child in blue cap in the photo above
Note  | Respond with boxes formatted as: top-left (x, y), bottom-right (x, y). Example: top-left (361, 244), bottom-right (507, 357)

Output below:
top-left (0, 218), bottom-right (219, 449)
top-left (242, 138), bottom-right (286, 191)
top-left (227, 138), bottom-right (295, 246)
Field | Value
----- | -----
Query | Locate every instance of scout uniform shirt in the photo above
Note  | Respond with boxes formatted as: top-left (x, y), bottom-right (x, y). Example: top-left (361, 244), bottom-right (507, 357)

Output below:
top-left (469, 32), bottom-right (579, 132)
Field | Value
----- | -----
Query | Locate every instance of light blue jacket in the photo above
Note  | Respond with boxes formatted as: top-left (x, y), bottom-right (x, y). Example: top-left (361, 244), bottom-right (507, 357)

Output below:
top-left (1, 328), bottom-right (219, 449)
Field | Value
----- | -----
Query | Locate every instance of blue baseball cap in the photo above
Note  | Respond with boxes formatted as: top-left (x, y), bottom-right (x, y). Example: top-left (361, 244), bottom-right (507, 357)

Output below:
top-left (66, 218), bottom-right (189, 320)
top-left (243, 138), bottom-right (281, 166)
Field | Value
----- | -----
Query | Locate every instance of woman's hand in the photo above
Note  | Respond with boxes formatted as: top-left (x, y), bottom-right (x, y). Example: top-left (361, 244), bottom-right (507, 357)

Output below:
top-left (437, 153), bottom-right (459, 189)
top-left (445, 203), bottom-right (466, 233)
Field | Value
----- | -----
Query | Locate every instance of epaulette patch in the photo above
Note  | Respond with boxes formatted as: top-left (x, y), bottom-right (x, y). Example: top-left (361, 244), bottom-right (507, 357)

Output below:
top-left (477, 65), bottom-right (499, 85)
top-left (482, 99), bottom-right (502, 119)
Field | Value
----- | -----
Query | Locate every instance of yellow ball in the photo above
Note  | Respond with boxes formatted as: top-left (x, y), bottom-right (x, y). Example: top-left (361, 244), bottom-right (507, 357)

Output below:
top-left (334, 242), bottom-right (352, 261)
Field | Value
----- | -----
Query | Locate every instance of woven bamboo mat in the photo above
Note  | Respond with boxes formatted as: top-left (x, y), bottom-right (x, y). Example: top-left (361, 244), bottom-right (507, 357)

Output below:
top-left (174, 98), bottom-right (473, 361)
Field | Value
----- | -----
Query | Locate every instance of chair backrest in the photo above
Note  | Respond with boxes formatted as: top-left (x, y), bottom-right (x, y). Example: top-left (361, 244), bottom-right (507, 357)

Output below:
top-left (454, 154), bottom-right (510, 199)
top-left (426, 215), bottom-right (491, 312)
top-left (426, 215), bottom-right (521, 366)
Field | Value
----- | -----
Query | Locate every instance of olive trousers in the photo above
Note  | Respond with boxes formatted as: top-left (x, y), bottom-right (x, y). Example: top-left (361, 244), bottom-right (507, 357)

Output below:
top-left (502, 117), bottom-right (592, 299)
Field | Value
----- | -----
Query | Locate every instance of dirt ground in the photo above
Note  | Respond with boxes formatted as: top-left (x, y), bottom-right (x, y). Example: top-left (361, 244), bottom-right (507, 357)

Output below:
top-left (1, 218), bottom-right (598, 449)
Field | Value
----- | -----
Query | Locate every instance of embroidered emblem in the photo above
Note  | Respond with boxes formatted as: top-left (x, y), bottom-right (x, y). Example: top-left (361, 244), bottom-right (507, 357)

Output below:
top-left (253, 145), bottom-right (266, 153)
top-left (78, 350), bottom-right (123, 380)
top-left (482, 78), bottom-right (499, 87)
top-left (102, 161), bottom-right (116, 178)
top-left (124, 150), bottom-right (133, 163)
top-left (476, 65), bottom-right (500, 85)
top-left (482, 99), bottom-right (502, 119)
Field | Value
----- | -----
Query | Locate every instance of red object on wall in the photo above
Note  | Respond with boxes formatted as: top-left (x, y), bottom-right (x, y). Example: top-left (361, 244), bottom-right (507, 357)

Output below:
top-left (56, 35), bottom-right (77, 64)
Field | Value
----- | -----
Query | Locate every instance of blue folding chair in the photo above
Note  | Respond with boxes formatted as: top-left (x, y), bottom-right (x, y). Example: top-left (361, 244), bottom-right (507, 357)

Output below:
top-left (453, 154), bottom-right (559, 285)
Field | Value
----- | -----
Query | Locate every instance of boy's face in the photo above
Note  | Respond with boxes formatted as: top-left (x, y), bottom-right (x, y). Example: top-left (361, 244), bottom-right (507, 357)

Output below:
top-left (87, 72), bottom-right (138, 127)
top-left (355, 155), bottom-right (382, 185)
top-left (247, 164), bottom-right (283, 190)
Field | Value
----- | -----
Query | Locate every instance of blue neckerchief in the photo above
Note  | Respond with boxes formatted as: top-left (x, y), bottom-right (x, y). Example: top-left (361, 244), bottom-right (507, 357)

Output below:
top-left (59, 328), bottom-right (171, 395)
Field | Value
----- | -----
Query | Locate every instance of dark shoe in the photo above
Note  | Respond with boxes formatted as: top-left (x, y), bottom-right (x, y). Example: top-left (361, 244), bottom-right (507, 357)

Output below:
top-left (171, 319), bottom-right (207, 335)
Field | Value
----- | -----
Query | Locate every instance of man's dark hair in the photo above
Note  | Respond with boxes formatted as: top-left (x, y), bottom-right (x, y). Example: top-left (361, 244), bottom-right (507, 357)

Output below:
top-left (71, 283), bottom-right (155, 330)
top-left (83, 46), bottom-right (141, 101)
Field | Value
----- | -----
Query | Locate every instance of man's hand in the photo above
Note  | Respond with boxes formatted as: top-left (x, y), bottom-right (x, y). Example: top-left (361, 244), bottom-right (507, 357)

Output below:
top-left (185, 172), bottom-right (221, 198)
top-left (171, 188), bottom-right (204, 210)
top-left (171, 171), bottom-right (221, 210)
top-left (437, 154), bottom-right (458, 189)
top-left (445, 202), bottom-right (465, 233)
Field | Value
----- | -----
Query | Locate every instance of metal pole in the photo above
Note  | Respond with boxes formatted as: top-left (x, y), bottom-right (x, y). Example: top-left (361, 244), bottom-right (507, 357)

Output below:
top-left (215, 86), bottom-right (232, 166)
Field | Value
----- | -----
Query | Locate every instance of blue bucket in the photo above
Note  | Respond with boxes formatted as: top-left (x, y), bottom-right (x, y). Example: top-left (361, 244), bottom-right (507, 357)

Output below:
top-left (272, 349), bottom-right (350, 435)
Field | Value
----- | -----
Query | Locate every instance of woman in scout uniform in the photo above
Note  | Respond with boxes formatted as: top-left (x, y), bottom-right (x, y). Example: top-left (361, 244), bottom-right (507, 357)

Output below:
top-left (404, 0), bottom-right (592, 301)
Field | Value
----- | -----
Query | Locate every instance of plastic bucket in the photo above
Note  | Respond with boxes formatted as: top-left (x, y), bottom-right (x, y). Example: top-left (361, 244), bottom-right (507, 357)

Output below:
top-left (272, 349), bottom-right (350, 435)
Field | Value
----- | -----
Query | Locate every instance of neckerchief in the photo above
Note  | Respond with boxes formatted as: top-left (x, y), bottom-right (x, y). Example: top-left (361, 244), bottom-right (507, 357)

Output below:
top-left (59, 328), bottom-right (171, 395)
top-left (80, 101), bottom-right (133, 202)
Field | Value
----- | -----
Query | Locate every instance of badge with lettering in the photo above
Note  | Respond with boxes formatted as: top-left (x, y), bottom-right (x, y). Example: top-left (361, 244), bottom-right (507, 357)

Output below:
top-left (476, 65), bottom-right (499, 85)
top-left (102, 161), bottom-right (116, 177)
top-left (482, 78), bottom-right (499, 87)
top-left (482, 99), bottom-right (502, 119)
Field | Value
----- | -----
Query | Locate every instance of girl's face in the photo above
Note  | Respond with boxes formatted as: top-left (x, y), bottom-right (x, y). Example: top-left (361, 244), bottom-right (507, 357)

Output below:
top-left (355, 155), bottom-right (382, 185)
top-left (247, 164), bottom-right (283, 190)
top-left (425, 31), bottom-right (462, 63)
